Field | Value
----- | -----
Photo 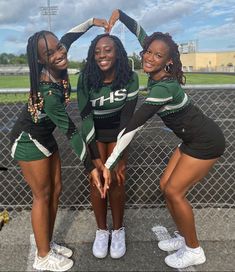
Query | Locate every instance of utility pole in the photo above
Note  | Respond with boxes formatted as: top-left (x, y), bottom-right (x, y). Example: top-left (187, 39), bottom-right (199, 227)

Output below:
top-left (40, 0), bottom-right (58, 31)
top-left (128, 57), bottom-right (135, 71)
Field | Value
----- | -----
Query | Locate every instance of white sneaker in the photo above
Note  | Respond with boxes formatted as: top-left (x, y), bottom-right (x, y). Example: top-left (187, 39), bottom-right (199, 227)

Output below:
top-left (165, 246), bottom-right (206, 269)
top-left (50, 241), bottom-right (73, 258)
top-left (92, 229), bottom-right (110, 258)
top-left (158, 231), bottom-right (185, 251)
top-left (33, 249), bottom-right (73, 271)
top-left (110, 227), bottom-right (126, 259)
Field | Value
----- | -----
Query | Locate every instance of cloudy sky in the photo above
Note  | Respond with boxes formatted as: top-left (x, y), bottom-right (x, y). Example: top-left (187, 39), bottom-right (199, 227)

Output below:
top-left (0, 0), bottom-right (235, 61)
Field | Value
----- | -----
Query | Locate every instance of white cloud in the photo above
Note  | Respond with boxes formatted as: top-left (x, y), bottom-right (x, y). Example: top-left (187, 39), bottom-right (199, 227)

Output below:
top-left (0, 0), bottom-right (40, 24)
top-left (198, 22), bottom-right (235, 38)
top-left (0, 24), bottom-right (24, 31)
top-left (0, 0), bottom-right (234, 58)
top-left (138, 1), bottom-right (194, 31)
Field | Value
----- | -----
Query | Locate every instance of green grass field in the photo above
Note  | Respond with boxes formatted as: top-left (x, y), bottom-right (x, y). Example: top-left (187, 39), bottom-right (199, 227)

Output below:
top-left (184, 73), bottom-right (235, 84)
top-left (0, 72), bottom-right (234, 103)
top-left (0, 72), bottom-right (235, 88)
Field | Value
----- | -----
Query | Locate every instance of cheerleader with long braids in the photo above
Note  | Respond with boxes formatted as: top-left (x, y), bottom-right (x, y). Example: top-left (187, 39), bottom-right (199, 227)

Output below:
top-left (105, 10), bottom-right (226, 269)
top-left (10, 18), bottom-right (110, 272)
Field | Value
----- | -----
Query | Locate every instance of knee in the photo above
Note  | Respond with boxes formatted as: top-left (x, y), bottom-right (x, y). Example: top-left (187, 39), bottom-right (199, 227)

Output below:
top-left (54, 181), bottom-right (62, 198)
top-left (114, 161), bottom-right (127, 183)
top-left (33, 185), bottom-right (51, 203)
top-left (115, 167), bottom-right (126, 179)
top-left (159, 178), bottom-right (167, 194)
top-left (109, 179), bottom-right (125, 198)
top-left (164, 185), bottom-right (182, 203)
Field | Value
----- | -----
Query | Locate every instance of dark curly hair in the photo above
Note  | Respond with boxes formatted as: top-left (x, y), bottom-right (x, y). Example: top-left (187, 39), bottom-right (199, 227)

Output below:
top-left (141, 32), bottom-right (186, 85)
top-left (83, 33), bottom-right (133, 91)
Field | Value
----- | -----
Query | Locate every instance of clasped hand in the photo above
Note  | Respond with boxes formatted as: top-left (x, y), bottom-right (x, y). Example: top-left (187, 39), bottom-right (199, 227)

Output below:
top-left (93, 9), bottom-right (121, 33)
top-left (89, 159), bottom-right (111, 199)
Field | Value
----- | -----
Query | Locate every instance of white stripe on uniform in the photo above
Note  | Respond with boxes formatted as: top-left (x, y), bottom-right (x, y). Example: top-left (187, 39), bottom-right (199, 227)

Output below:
top-left (28, 134), bottom-right (52, 157)
top-left (105, 125), bottom-right (143, 169)
top-left (145, 96), bottom-right (173, 103)
top-left (86, 125), bottom-right (95, 143)
top-left (94, 105), bottom-right (124, 115)
top-left (158, 93), bottom-right (188, 113)
top-left (127, 89), bottom-right (139, 98)
top-left (11, 132), bottom-right (24, 158)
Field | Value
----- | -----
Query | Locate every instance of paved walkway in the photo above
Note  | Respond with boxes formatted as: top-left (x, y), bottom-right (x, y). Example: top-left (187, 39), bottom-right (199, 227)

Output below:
top-left (1, 208), bottom-right (235, 271)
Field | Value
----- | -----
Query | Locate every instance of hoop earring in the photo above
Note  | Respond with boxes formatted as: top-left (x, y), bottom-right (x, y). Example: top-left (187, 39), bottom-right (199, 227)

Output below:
top-left (164, 64), bottom-right (171, 73)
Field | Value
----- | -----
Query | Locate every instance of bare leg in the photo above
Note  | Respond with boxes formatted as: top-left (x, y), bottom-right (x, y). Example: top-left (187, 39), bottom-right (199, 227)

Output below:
top-left (163, 153), bottom-right (217, 248)
top-left (107, 142), bottom-right (126, 230)
top-left (19, 156), bottom-right (53, 257)
top-left (159, 148), bottom-right (181, 229)
top-left (90, 142), bottom-right (108, 230)
top-left (48, 151), bottom-right (62, 241)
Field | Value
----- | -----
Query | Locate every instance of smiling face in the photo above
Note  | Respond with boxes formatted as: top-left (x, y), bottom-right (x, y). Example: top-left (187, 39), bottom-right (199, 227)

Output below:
top-left (142, 39), bottom-right (172, 80)
top-left (94, 36), bottom-right (117, 73)
top-left (37, 33), bottom-right (68, 72)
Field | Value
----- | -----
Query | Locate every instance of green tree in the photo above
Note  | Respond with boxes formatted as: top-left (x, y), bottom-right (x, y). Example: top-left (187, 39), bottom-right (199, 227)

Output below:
top-left (128, 52), bottom-right (142, 70)
top-left (0, 53), bottom-right (10, 64)
top-left (68, 60), bottom-right (80, 69)
top-left (0, 53), bottom-right (27, 64)
top-left (78, 59), bottom-right (87, 71)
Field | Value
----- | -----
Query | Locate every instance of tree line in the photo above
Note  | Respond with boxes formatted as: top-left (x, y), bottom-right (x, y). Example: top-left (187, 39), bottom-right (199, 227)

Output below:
top-left (0, 52), bottom-right (142, 70)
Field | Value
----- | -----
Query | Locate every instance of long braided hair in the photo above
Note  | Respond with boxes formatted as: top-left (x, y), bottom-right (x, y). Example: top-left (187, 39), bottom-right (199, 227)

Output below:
top-left (141, 32), bottom-right (186, 85)
top-left (27, 30), bottom-right (69, 122)
top-left (83, 33), bottom-right (133, 91)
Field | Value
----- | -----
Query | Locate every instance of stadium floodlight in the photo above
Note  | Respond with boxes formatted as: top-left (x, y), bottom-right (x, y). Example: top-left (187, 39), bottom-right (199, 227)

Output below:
top-left (40, 0), bottom-right (58, 31)
top-left (178, 40), bottom-right (198, 54)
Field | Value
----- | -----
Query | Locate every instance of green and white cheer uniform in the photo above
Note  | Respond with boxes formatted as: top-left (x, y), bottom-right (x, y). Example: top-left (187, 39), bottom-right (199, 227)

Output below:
top-left (10, 18), bottom-right (98, 172)
top-left (77, 71), bottom-right (139, 158)
top-left (104, 11), bottom-right (225, 170)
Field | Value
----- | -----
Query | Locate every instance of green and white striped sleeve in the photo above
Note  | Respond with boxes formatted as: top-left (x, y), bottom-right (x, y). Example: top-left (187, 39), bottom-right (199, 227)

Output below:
top-left (43, 90), bottom-right (95, 172)
top-left (119, 9), bottom-right (148, 48)
top-left (60, 18), bottom-right (94, 51)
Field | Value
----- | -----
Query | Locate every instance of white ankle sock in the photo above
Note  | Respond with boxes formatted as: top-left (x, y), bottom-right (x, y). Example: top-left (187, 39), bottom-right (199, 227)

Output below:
top-left (185, 245), bottom-right (202, 253)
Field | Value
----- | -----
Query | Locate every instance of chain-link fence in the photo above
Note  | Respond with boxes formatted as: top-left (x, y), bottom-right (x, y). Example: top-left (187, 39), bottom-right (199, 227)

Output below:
top-left (0, 86), bottom-right (234, 234)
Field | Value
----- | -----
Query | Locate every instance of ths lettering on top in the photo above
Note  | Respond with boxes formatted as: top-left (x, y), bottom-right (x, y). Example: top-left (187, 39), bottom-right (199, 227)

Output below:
top-left (90, 89), bottom-right (127, 107)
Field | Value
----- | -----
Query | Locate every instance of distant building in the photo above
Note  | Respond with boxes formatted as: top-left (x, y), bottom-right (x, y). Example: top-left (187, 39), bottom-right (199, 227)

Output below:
top-left (180, 51), bottom-right (235, 72)
top-left (177, 40), bottom-right (235, 72)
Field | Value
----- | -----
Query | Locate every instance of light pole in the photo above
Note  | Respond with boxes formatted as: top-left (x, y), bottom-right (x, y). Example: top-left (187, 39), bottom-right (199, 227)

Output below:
top-left (128, 57), bottom-right (134, 71)
top-left (40, 0), bottom-right (58, 31)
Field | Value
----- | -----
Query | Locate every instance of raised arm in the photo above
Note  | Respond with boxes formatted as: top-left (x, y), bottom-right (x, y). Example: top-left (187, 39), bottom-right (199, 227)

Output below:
top-left (108, 9), bottom-right (148, 48)
top-left (119, 71), bottom-right (139, 132)
top-left (60, 18), bottom-right (108, 51)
